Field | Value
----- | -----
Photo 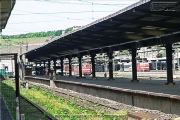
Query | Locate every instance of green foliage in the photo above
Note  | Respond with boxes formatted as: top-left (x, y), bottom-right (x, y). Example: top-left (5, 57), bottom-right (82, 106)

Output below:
top-left (1, 80), bottom-right (48, 120)
top-left (2, 29), bottom-right (63, 39)
top-left (1, 27), bottom-right (73, 46)
top-left (65, 27), bottom-right (73, 34)
top-left (20, 85), bottom-right (96, 119)
top-left (156, 53), bottom-right (163, 58)
top-left (121, 50), bottom-right (129, 55)
top-left (1, 80), bottom-right (128, 120)
top-left (0, 80), bottom-right (16, 119)
top-left (1, 27), bottom-right (73, 40)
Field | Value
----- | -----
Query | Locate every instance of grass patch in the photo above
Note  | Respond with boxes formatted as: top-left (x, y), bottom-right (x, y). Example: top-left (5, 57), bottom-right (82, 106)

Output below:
top-left (1, 80), bottom-right (128, 120)
top-left (0, 79), bottom-right (16, 119)
top-left (0, 80), bottom-right (51, 120)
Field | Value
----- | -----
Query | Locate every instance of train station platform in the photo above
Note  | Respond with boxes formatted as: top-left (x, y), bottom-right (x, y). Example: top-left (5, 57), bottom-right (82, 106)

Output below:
top-left (25, 74), bottom-right (180, 115)
top-left (0, 94), bottom-right (13, 120)
top-left (30, 74), bottom-right (180, 96)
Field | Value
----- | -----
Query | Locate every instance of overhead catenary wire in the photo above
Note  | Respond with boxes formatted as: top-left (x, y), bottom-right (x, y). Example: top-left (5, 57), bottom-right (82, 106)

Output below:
top-left (11, 1), bottom-right (132, 23)
top-left (8, 18), bottom-right (93, 24)
top-left (3, 0), bottom-right (136, 35)
top-left (14, 10), bottom-right (118, 15)
top-left (33, 0), bottom-right (129, 7)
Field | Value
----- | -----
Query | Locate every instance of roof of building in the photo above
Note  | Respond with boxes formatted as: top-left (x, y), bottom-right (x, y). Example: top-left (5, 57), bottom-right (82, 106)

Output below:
top-left (24, 0), bottom-right (180, 62)
top-left (0, 0), bottom-right (16, 32)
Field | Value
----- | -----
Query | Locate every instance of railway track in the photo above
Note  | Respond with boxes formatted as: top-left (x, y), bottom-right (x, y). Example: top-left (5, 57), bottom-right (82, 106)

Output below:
top-left (29, 82), bottom-right (180, 120)
top-left (29, 82), bottom-right (120, 112)
top-left (20, 95), bottom-right (55, 120)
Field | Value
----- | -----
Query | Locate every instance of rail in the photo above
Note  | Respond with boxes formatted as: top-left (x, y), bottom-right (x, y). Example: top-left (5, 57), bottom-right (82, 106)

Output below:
top-left (20, 95), bottom-right (56, 120)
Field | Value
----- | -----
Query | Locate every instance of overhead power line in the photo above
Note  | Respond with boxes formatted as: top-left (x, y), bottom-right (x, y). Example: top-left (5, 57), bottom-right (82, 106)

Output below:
top-left (8, 17), bottom-right (94, 24)
top-left (14, 10), bottom-right (118, 15)
top-left (33, 0), bottom-right (129, 7)
top-left (78, 0), bottom-right (129, 6)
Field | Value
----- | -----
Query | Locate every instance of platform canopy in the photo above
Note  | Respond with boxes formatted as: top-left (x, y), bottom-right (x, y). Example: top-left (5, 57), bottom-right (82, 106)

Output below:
top-left (0, 0), bottom-right (16, 32)
top-left (24, 0), bottom-right (180, 62)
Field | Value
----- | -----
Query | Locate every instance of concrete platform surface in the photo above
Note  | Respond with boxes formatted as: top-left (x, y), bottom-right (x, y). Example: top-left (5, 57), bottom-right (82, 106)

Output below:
top-left (31, 75), bottom-right (180, 96)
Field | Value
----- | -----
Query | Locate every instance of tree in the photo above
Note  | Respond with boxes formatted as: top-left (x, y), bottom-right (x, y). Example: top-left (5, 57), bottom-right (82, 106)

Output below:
top-left (156, 53), bottom-right (163, 58)
top-left (65, 27), bottom-right (73, 34)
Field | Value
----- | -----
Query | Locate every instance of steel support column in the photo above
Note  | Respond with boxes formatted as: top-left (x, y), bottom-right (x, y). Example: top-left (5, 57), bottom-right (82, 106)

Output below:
top-left (108, 52), bottom-right (113, 80)
top-left (131, 48), bottom-right (139, 82)
top-left (43, 61), bottom-right (46, 68)
top-left (48, 60), bottom-right (50, 75)
top-left (43, 61), bottom-right (46, 75)
top-left (14, 54), bottom-right (20, 120)
top-left (68, 57), bottom-right (72, 77)
top-left (78, 56), bottom-right (83, 77)
top-left (14, 54), bottom-right (20, 98)
top-left (166, 43), bottom-right (175, 85)
top-left (91, 54), bottom-right (96, 79)
top-left (35, 62), bottom-right (38, 75)
top-left (53, 59), bottom-right (57, 75)
top-left (39, 61), bottom-right (42, 75)
top-left (60, 58), bottom-right (64, 76)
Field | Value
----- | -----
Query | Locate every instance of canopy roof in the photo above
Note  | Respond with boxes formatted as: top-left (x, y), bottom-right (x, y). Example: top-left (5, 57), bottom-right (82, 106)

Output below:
top-left (0, 0), bottom-right (16, 31)
top-left (24, 0), bottom-right (180, 62)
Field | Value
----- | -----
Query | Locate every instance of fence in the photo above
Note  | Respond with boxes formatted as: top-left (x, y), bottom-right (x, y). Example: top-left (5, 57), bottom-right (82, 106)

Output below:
top-left (0, 53), bottom-right (53, 120)
top-left (0, 53), bottom-right (20, 120)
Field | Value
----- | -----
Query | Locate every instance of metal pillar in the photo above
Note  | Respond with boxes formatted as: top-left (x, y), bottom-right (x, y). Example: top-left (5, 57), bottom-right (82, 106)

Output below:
top-left (131, 48), bottom-right (139, 82)
top-left (43, 61), bottom-right (46, 75)
top-left (35, 62), bottom-right (38, 75)
top-left (166, 43), bottom-right (175, 85)
top-left (43, 61), bottom-right (46, 68)
top-left (60, 58), bottom-right (64, 76)
top-left (68, 57), bottom-right (72, 77)
top-left (53, 59), bottom-right (57, 75)
top-left (91, 54), bottom-right (96, 79)
top-left (78, 56), bottom-right (83, 77)
top-left (178, 49), bottom-right (180, 70)
top-left (48, 60), bottom-right (50, 75)
top-left (108, 52), bottom-right (114, 80)
top-left (39, 61), bottom-right (42, 75)
top-left (14, 54), bottom-right (20, 120)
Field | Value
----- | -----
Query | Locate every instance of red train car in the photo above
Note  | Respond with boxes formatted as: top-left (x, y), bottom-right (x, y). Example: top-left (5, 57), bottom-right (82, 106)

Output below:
top-left (73, 63), bottom-right (92, 75)
top-left (137, 62), bottom-right (150, 71)
top-left (65, 63), bottom-right (92, 76)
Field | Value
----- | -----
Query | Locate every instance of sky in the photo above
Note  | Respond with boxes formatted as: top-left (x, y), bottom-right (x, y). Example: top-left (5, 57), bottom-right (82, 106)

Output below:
top-left (2, 0), bottom-right (139, 35)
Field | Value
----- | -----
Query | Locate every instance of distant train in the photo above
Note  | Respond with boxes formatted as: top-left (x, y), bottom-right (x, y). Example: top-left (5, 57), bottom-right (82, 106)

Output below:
top-left (123, 62), bottom-right (150, 72)
top-left (73, 63), bottom-right (92, 75)
top-left (147, 58), bottom-right (167, 70)
top-left (64, 62), bottom-right (92, 76)
top-left (30, 57), bottom-right (179, 76)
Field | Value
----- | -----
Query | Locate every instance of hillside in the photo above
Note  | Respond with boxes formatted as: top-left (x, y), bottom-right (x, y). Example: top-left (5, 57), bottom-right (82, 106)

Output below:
top-left (0, 37), bottom-right (48, 54)
top-left (0, 27), bottom-right (74, 54)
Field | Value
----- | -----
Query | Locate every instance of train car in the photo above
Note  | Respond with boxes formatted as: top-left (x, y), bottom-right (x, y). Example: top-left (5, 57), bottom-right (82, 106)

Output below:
top-left (0, 64), bottom-right (6, 78)
top-left (65, 63), bottom-right (92, 76)
top-left (123, 62), bottom-right (150, 72)
top-left (123, 63), bottom-right (132, 72)
top-left (137, 62), bottom-right (150, 71)
top-left (82, 63), bottom-right (92, 75)
top-left (147, 58), bottom-right (167, 70)
top-left (73, 63), bottom-right (92, 76)
top-left (95, 61), bottom-right (105, 72)
top-left (64, 65), bottom-right (70, 75)
top-left (72, 64), bottom-right (79, 75)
